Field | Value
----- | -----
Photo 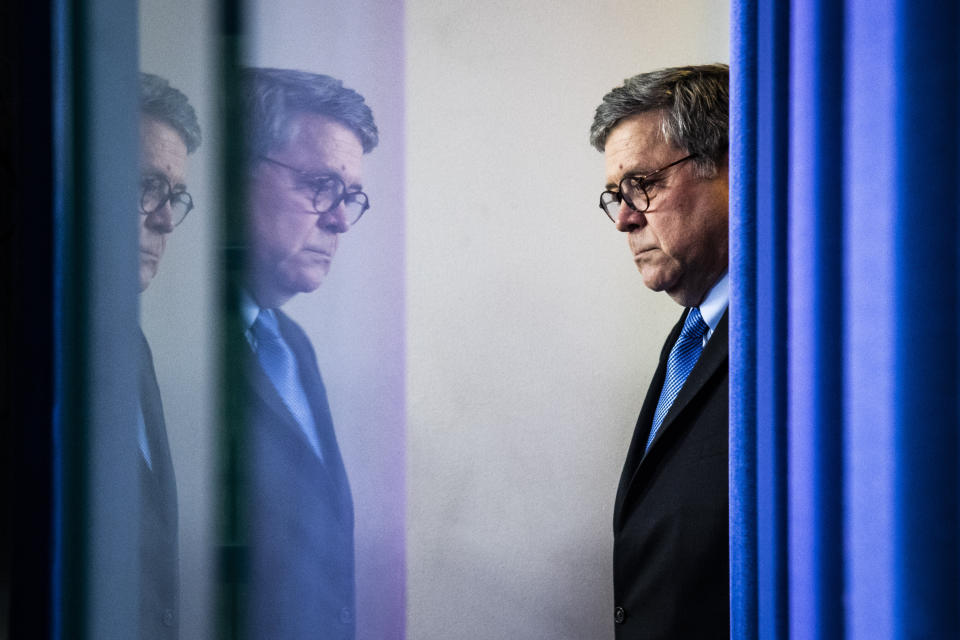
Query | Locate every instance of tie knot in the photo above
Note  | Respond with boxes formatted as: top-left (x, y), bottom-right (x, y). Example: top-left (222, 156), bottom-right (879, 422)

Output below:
top-left (681, 307), bottom-right (708, 340)
top-left (251, 309), bottom-right (282, 344)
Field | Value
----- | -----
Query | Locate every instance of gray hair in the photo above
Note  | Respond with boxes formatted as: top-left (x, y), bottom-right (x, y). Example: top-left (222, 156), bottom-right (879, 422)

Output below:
top-left (590, 64), bottom-right (728, 177)
top-left (140, 72), bottom-right (202, 153)
top-left (241, 67), bottom-right (379, 158)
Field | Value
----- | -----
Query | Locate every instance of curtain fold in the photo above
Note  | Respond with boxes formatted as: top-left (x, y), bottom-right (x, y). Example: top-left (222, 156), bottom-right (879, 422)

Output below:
top-left (731, 1), bottom-right (960, 638)
top-left (730, 1), bottom-right (758, 639)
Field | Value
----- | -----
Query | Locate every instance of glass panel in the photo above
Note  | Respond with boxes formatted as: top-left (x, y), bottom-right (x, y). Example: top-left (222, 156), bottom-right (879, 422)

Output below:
top-left (240, 2), bottom-right (407, 638)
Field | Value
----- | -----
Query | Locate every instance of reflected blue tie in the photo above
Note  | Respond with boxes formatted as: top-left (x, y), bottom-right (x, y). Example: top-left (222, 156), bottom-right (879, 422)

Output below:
top-left (646, 307), bottom-right (709, 452)
top-left (251, 309), bottom-right (323, 459)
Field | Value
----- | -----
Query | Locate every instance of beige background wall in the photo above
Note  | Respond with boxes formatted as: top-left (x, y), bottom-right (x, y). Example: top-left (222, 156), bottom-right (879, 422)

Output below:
top-left (405, 2), bottom-right (728, 638)
top-left (137, 1), bottom-right (728, 638)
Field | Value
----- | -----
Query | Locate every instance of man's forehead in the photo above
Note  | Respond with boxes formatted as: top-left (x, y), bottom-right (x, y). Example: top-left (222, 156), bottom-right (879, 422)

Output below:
top-left (280, 113), bottom-right (365, 185)
top-left (140, 116), bottom-right (189, 183)
top-left (604, 112), bottom-right (674, 182)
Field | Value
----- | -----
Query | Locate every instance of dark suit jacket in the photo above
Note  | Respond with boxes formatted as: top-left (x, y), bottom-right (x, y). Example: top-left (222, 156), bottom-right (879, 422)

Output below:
top-left (613, 309), bottom-right (729, 639)
top-left (138, 329), bottom-right (179, 639)
top-left (242, 309), bottom-right (356, 640)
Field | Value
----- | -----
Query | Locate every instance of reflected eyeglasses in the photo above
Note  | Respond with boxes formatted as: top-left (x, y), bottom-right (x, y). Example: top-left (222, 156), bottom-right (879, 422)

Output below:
top-left (259, 156), bottom-right (370, 226)
top-left (140, 174), bottom-right (194, 226)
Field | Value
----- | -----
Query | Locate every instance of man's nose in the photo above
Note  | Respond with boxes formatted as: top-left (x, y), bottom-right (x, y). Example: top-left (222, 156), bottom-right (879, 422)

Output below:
top-left (320, 202), bottom-right (350, 234)
top-left (615, 200), bottom-right (644, 232)
top-left (147, 202), bottom-right (176, 234)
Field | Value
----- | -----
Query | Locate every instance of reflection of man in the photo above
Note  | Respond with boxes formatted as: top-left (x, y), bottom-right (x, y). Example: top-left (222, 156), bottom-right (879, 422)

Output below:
top-left (590, 65), bottom-right (730, 639)
top-left (238, 68), bottom-right (378, 639)
top-left (138, 72), bottom-right (201, 639)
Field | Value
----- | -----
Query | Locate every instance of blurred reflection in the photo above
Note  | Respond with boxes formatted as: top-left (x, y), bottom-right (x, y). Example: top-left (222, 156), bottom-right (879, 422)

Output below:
top-left (138, 72), bottom-right (201, 639)
top-left (237, 68), bottom-right (378, 639)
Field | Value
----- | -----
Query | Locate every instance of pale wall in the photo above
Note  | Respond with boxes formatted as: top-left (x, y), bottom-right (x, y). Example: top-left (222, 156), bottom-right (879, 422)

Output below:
top-left (405, 2), bottom-right (729, 638)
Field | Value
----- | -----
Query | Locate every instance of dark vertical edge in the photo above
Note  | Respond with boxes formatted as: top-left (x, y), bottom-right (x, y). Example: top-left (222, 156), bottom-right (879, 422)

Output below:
top-left (730, 1), bottom-right (759, 638)
top-left (53, 0), bottom-right (89, 635)
top-left (4, 0), bottom-right (55, 637)
top-left (217, 0), bottom-right (248, 638)
top-left (755, 0), bottom-right (790, 638)
top-left (893, 1), bottom-right (960, 637)
top-left (811, 3), bottom-right (845, 633)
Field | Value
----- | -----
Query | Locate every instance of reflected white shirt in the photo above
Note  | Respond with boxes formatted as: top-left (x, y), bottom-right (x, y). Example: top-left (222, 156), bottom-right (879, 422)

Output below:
top-left (240, 289), bottom-right (261, 348)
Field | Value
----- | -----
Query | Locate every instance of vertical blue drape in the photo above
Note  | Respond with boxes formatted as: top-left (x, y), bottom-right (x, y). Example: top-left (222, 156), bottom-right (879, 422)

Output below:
top-left (754, 1), bottom-right (790, 638)
top-left (732, 1), bottom-right (960, 638)
top-left (787, 0), bottom-right (845, 638)
top-left (844, 0), bottom-right (897, 636)
top-left (729, 1), bottom-right (758, 639)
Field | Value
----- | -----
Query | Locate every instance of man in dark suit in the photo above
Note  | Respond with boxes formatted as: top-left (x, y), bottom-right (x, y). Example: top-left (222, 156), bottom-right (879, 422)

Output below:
top-left (236, 68), bottom-right (378, 640)
top-left (137, 72), bottom-right (202, 639)
top-left (590, 64), bottom-right (730, 639)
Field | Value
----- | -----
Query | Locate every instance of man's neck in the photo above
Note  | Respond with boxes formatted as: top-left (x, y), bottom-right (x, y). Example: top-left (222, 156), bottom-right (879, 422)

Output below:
top-left (698, 272), bottom-right (729, 333)
top-left (247, 277), bottom-right (295, 310)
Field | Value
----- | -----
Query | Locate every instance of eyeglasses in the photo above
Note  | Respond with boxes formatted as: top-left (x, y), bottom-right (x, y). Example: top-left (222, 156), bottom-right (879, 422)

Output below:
top-left (140, 174), bottom-right (194, 226)
top-left (598, 154), bottom-right (698, 222)
top-left (259, 156), bottom-right (370, 226)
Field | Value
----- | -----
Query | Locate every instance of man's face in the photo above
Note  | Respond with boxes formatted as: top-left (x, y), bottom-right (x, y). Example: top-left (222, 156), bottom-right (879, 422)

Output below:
top-left (247, 113), bottom-right (364, 307)
top-left (604, 111), bottom-right (728, 307)
top-left (139, 116), bottom-right (188, 292)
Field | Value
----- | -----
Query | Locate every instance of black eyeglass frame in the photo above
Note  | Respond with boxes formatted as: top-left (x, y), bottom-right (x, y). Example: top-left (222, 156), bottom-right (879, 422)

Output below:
top-left (258, 155), bottom-right (371, 225)
top-left (139, 174), bottom-right (194, 227)
top-left (598, 153), bottom-right (698, 223)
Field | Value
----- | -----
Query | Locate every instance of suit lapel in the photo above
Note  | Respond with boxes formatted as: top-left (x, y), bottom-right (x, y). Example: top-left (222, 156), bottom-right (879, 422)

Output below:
top-left (261, 311), bottom-right (352, 522)
top-left (286, 326), bottom-right (353, 522)
top-left (138, 327), bottom-right (178, 518)
top-left (244, 337), bottom-right (304, 438)
top-left (613, 309), bottom-right (728, 529)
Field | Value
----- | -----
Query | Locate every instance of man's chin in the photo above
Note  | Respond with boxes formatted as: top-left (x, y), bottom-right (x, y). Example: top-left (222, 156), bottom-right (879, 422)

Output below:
top-left (277, 272), bottom-right (327, 300)
top-left (639, 271), bottom-right (670, 293)
top-left (139, 265), bottom-right (157, 292)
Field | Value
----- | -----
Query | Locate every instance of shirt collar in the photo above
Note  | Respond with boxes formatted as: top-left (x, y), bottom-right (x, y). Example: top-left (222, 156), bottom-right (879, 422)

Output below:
top-left (698, 271), bottom-right (729, 333)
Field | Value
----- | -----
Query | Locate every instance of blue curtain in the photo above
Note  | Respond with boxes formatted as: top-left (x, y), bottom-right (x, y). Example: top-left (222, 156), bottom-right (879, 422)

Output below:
top-left (731, 2), bottom-right (960, 638)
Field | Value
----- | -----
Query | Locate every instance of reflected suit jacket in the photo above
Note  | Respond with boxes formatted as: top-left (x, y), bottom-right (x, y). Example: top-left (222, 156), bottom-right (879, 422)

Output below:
top-left (613, 309), bottom-right (728, 640)
top-left (138, 329), bottom-right (179, 639)
top-left (242, 309), bottom-right (356, 640)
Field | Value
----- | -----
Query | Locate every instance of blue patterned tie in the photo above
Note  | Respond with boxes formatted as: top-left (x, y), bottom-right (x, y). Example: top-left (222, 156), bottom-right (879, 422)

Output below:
top-left (646, 307), bottom-right (709, 452)
top-left (251, 309), bottom-right (323, 459)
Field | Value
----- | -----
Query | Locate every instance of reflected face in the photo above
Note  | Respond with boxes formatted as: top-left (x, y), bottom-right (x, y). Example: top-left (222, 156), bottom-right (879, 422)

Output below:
top-left (604, 111), bottom-right (728, 307)
top-left (139, 116), bottom-right (189, 292)
top-left (247, 113), bottom-right (364, 308)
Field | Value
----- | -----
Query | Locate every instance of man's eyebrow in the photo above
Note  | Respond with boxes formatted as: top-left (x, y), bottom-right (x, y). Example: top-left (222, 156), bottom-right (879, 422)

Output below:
top-left (606, 163), bottom-right (653, 190)
top-left (605, 169), bottom-right (640, 190)
top-left (142, 169), bottom-right (187, 191)
top-left (617, 165), bottom-right (665, 186)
